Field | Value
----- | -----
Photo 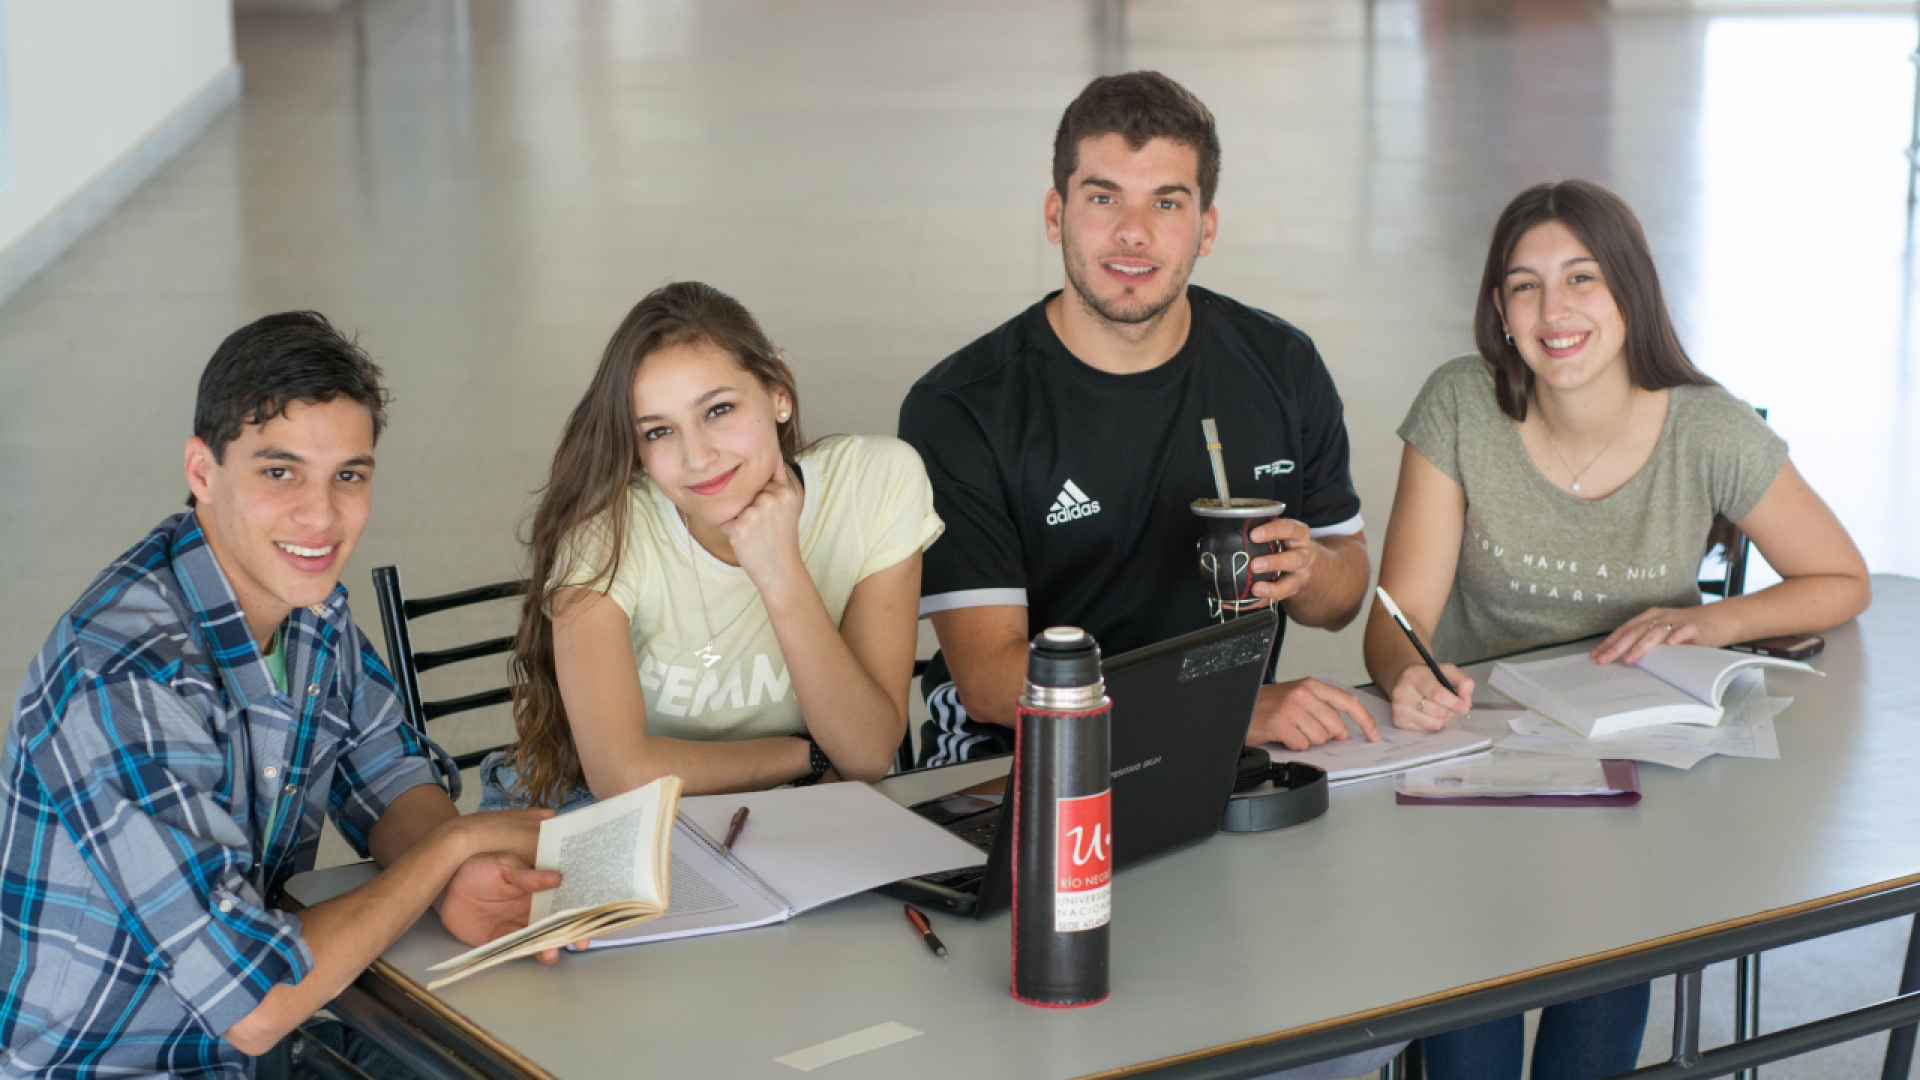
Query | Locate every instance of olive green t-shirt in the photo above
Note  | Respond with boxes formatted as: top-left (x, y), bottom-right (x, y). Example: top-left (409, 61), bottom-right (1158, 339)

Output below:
top-left (1398, 355), bottom-right (1788, 664)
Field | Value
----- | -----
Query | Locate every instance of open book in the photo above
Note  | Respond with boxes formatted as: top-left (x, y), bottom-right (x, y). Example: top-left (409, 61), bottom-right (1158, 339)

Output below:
top-left (582, 781), bottom-right (986, 950)
top-left (1263, 681), bottom-right (1492, 786)
top-left (429, 774), bottom-right (682, 989)
top-left (1489, 644), bottom-right (1816, 739)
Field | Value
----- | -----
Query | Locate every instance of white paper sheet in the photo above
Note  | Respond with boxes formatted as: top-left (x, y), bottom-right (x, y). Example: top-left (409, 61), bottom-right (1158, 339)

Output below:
top-left (677, 782), bottom-right (986, 914)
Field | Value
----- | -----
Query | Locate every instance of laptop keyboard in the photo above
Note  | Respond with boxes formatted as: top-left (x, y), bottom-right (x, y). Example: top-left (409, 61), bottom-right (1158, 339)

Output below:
top-left (950, 813), bottom-right (1000, 852)
top-left (906, 809), bottom-right (997, 889)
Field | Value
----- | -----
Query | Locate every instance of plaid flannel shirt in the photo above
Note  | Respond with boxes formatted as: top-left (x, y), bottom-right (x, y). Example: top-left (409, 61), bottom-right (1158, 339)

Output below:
top-left (0, 512), bottom-right (454, 1079)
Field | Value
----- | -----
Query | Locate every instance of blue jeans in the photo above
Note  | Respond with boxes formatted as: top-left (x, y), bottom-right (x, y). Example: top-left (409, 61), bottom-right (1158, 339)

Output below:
top-left (257, 1019), bottom-right (417, 1080)
top-left (1424, 982), bottom-right (1651, 1080)
top-left (476, 750), bottom-right (598, 814)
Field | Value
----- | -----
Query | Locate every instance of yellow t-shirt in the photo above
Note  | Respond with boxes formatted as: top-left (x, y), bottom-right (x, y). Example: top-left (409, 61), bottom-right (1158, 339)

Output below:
top-left (560, 435), bottom-right (943, 742)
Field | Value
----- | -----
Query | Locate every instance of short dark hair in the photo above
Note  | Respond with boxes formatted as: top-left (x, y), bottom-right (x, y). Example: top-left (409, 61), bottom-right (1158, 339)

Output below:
top-left (187, 311), bottom-right (390, 506)
top-left (1474, 179), bottom-right (1714, 422)
top-left (1053, 71), bottom-right (1222, 209)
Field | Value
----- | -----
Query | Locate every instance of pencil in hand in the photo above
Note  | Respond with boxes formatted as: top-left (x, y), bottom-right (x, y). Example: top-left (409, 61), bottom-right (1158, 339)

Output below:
top-left (1375, 586), bottom-right (1468, 717)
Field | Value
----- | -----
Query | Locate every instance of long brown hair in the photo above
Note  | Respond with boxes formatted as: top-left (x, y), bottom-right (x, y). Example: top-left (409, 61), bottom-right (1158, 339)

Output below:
top-left (1473, 179), bottom-right (1714, 422)
top-left (505, 282), bottom-right (806, 807)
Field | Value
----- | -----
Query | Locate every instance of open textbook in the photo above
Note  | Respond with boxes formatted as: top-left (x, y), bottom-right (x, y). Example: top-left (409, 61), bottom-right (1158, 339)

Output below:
top-left (429, 775), bottom-right (682, 989)
top-left (1264, 681), bottom-right (1491, 786)
top-left (1488, 644), bottom-right (1815, 740)
top-left (1498, 670), bottom-right (1789, 770)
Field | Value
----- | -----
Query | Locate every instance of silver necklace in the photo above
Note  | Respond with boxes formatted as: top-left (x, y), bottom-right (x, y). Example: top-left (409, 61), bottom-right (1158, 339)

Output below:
top-left (1539, 391), bottom-right (1635, 494)
top-left (677, 509), bottom-right (759, 669)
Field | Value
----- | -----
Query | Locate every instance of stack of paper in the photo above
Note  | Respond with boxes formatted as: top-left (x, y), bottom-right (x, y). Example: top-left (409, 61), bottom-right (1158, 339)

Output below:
top-left (1266, 683), bottom-right (1492, 787)
top-left (1497, 670), bottom-right (1788, 770)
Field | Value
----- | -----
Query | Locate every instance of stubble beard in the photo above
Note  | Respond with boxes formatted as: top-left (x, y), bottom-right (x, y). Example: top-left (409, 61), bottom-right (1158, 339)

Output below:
top-left (1060, 223), bottom-right (1201, 335)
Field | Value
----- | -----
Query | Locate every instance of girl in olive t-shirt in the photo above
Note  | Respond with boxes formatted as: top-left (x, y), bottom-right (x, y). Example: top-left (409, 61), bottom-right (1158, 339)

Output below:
top-left (1362, 181), bottom-right (1868, 1080)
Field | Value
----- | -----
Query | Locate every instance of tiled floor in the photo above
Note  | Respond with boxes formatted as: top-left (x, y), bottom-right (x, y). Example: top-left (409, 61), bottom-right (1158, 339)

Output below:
top-left (1, 1), bottom-right (1915, 1074)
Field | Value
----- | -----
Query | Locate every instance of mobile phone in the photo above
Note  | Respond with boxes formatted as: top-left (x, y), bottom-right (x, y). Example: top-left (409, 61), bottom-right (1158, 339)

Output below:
top-left (1730, 634), bottom-right (1825, 660)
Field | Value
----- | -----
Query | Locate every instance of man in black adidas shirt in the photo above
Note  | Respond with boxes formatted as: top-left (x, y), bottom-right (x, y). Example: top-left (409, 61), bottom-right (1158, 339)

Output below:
top-left (900, 71), bottom-right (1380, 767)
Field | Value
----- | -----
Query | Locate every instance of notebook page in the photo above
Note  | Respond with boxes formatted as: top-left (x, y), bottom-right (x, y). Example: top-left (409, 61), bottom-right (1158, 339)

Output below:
top-left (678, 783), bottom-right (987, 914)
top-left (1263, 683), bottom-right (1492, 782)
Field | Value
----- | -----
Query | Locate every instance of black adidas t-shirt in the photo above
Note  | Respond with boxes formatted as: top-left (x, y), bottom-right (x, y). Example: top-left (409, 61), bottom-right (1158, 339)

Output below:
top-left (898, 286), bottom-right (1363, 762)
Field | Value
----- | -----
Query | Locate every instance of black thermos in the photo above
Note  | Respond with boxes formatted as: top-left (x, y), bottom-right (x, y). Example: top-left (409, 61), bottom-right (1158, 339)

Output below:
top-left (1011, 626), bottom-right (1113, 1007)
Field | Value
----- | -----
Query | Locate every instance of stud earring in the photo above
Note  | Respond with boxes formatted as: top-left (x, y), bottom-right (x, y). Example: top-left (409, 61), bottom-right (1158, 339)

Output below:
top-left (778, 411), bottom-right (789, 422)
top-left (1504, 332), bottom-right (1515, 346)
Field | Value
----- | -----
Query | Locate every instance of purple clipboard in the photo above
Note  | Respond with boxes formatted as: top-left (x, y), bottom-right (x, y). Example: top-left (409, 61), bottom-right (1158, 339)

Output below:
top-left (1395, 760), bottom-right (1642, 807)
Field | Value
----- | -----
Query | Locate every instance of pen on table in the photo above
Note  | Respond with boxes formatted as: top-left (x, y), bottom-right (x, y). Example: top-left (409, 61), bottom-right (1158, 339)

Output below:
top-left (1374, 586), bottom-right (1461, 698)
top-left (720, 806), bottom-right (750, 857)
top-left (904, 904), bottom-right (948, 959)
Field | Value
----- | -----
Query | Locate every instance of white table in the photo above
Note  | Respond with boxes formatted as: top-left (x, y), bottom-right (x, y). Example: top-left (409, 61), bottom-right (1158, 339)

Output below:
top-left (286, 574), bottom-right (1920, 1080)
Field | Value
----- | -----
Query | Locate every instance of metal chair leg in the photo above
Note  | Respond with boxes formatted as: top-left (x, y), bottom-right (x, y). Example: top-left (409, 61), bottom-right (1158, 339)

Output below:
top-left (1882, 916), bottom-right (1920, 1080)
top-left (1735, 953), bottom-right (1762, 1080)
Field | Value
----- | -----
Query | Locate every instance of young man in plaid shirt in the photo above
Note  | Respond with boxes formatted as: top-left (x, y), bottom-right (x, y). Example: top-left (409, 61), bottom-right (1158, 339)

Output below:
top-left (1, 313), bottom-right (562, 1078)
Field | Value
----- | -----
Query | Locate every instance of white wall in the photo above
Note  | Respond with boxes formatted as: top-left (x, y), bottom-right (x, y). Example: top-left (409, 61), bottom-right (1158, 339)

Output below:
top-left (0, 0), bottom-right (235, 260)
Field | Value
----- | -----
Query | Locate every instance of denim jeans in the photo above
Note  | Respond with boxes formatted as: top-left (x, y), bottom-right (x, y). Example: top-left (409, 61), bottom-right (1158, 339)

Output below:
top-left (476, 750), bottom-right (597, 814)
top-left (257, 1018), bottom-right (417, 1080)
top-left (1423, 982), bottom-right (1651, 1080)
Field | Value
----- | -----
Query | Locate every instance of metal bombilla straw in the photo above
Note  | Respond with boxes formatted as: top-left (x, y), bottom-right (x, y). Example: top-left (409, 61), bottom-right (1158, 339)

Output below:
top-left (1201, 417), bottom-right (1233, 507)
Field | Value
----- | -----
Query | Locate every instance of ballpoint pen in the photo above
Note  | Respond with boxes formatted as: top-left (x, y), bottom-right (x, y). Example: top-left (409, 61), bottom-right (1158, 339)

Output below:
top-left (904, 904), bottom-right (948, 959)
top-left (720, 806), bottom-right (750, 857)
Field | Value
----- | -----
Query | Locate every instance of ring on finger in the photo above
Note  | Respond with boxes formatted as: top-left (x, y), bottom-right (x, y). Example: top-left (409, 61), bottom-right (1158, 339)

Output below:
top-left (1647, 618), bottom-right (1659, 630)
top-left (1664, 622), bottom-right (1675, 634)
top-left (1417, 696), bottom-right (1427, 713)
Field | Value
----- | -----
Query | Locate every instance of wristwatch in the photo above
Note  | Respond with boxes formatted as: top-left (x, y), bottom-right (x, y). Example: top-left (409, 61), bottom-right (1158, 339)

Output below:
top-left (790, 732), bottom-right (832, 787)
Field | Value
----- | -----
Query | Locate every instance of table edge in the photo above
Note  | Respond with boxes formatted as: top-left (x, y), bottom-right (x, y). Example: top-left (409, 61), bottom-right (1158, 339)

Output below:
top-left (1070, 870), bottom-right (1920, 1080)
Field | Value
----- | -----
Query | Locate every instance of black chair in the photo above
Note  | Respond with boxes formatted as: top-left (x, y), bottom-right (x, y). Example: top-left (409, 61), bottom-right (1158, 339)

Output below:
top-left (1699, 407), bottom-right (1767, 603)
top-left (371, 566), bottom-right (525, 773)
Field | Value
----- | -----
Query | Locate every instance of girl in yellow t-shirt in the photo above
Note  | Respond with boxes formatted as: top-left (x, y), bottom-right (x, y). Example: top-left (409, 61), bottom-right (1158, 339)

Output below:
top-left (481, 282), bottom-right (943, 810)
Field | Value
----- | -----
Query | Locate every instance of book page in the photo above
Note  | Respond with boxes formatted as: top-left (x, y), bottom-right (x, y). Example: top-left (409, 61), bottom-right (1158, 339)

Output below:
top-left (1493, 654), bottom-right (1707, 734)
top-left (1632, 644), bottom-right (1815, 706)
top-left (677, 783), bottom-right (987, 915)
top-left (529, 775), bottom-right (677, 923)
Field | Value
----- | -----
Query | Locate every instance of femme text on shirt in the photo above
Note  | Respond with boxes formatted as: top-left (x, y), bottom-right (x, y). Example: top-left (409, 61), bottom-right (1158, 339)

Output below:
top-left (639, 652), bottom-right (792, 718)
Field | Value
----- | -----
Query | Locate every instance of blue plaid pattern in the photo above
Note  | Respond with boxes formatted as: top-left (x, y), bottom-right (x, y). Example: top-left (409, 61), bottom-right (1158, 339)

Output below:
top-left (1, 513), bottom-right (453, 1078)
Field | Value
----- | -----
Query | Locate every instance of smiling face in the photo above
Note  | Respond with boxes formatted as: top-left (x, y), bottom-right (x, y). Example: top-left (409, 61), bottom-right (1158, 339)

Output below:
top-left (184, 396), bottom-right (376, 647)
top-left (1496, 219), bottom-right (1629, 396)
top-left (631, 337), bottom-right (793, 538)
top-left (1046, 133), bottom-right (1218, 327)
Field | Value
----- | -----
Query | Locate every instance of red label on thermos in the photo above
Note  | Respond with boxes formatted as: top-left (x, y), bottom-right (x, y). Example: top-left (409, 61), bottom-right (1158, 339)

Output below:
top-left (1054, 789), bottom-right (1112, 932)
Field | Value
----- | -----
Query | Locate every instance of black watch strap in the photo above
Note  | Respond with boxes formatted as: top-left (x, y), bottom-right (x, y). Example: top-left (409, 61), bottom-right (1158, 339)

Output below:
top-left (790, 732), bottom-right (831, 787)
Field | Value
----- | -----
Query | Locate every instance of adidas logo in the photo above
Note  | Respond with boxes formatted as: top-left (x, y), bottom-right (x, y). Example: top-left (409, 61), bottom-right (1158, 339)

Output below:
top-left (1045, 479), bottom-right (1102, 526)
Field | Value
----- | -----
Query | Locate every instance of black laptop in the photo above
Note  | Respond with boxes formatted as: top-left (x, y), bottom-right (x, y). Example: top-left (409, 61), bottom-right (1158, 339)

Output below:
top-left (882, 610), bottom-right (1278, 917)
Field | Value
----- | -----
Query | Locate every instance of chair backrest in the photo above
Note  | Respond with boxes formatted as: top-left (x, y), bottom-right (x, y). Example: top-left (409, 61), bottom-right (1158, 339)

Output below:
top-left (371, 565), bottom-right (526, 772)
top-left (1697, 407), bottom-right (1768, 601)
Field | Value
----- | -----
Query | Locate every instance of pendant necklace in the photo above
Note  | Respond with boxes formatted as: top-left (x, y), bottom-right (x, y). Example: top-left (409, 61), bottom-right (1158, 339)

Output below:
top-left (678, 509), bottom-right (759, 669)
top-left (1539, 390), bottom-right (1635, 495)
